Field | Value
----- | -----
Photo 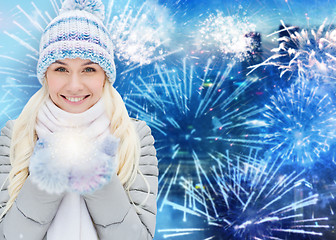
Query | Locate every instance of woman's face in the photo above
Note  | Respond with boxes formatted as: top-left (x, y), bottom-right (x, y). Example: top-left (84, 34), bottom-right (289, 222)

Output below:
top-left (46, 58), bottom-right (105, 113)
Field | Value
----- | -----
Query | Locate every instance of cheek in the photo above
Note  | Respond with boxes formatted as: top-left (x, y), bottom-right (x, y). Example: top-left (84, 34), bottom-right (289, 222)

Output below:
top-left (91, 77), bottom-right (105, 96)
top-left (92, 83), bottom-right (104, 96)
top-left (47, 77), bottom-right (63, 96)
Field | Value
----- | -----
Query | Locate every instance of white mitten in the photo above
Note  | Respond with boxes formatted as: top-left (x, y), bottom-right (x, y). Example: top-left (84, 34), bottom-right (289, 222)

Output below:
top-left (68, 133), bottom-right (119, 194)
top-left (29, 137), bottom-right (70, 194)
top-left (29, 130), bottom-right (119, 194)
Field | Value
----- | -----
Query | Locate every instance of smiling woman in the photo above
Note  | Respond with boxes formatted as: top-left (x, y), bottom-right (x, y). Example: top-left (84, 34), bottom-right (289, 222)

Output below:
top-left (0, 0), bottom-right (158, 240)
top-left (46, 58), bottom-right (106, 113)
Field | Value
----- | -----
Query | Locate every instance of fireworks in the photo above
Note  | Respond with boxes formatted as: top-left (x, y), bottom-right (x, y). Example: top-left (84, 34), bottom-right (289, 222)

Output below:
top-left (259, 80), bottom-right (336, 163)
top-left (2, 1), bottom-right (336, 239)
top-left (106, 0), bottom-right (176, 68)
top-left (125, 57), bottom-right (262, 160)
top-left (124, 56), bottom-right (266, 212)
top-left (249, 19), bottom-right (336, 85)
top-left (158, 149), bottom-right (330, 239)
top-left (195, 10), bottom-right (257, 61)
top-left (0, 1), bottom-right (55, 125)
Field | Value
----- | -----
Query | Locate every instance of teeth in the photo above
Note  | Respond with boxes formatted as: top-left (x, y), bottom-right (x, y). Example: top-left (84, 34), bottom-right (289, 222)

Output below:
top-left (65, 96), bottom-right (86, 102)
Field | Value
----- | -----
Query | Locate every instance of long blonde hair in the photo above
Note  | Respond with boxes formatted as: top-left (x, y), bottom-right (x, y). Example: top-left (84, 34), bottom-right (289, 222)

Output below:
top-left (1, 80), bottom-right (140, 218)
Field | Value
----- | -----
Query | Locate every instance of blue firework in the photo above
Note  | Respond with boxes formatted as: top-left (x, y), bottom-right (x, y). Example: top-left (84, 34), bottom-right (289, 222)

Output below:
top-left (123, 56), bottom-right (267, 211)
top-left (260, 80), bottom-right (336, 163)
top-left (158, 149), bottom-right (330, 239)
top-left (125, 57), bottom-right (264, 159)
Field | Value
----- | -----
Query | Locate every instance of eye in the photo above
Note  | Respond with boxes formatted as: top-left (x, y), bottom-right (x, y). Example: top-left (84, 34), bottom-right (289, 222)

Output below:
top-left (83, 67), bottom-right (96, 73)
top-left (55, 67), bottom-right (67, 72)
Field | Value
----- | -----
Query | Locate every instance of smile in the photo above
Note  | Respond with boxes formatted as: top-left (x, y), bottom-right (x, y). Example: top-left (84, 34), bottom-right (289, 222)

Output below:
top-left (62, 95), bottom-right (89, 102)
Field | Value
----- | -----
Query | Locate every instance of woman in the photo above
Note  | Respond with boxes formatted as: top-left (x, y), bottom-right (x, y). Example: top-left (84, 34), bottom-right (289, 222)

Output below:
top-left (0, 0), bottom-right (158, 239)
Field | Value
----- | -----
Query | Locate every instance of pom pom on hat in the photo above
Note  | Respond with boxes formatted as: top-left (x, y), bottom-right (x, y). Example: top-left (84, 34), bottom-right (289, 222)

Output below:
top-left (60, 0), bottom-right (105, 21)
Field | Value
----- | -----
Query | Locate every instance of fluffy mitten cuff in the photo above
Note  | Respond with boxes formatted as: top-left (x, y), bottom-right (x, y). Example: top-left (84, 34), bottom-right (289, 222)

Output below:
top-left (29, 138), bottom-right (70, 194)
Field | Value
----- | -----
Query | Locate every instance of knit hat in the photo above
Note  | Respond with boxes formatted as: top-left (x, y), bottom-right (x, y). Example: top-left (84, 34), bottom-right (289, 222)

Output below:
top-left (37, 0), bottom-right (116, 85)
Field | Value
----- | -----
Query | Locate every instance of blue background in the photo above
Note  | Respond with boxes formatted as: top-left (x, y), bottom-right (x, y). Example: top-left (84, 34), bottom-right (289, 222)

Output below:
top-left (1, 0), bottom-right (336, 239)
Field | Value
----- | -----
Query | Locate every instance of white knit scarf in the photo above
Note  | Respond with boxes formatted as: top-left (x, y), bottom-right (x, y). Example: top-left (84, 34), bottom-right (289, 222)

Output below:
top-left (36, 97), bottom-right (110, 240)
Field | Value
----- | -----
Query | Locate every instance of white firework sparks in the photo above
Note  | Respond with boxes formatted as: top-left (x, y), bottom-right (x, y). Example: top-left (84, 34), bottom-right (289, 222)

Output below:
top-left (249, 19), bottom-right (336, 84)
top-left (106, 0), bottom-right (177, 68)
top-left (196, 10), bottom-right (257, 61)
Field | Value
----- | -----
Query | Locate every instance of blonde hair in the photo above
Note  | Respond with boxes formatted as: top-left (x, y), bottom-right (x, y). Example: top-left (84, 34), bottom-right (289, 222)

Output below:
top-left (1, 80), bottom-right (141, 218)
top-left (102, 82), bottom-right (140, 188)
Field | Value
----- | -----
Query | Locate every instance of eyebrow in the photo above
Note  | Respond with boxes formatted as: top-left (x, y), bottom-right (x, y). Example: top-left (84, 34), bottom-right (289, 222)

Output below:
top-left (54, 60), bottom-right (66, 65)
top-left (82, 61), bottom-right (98, 66)
top-left (53, 60), bottom-right (98, 66)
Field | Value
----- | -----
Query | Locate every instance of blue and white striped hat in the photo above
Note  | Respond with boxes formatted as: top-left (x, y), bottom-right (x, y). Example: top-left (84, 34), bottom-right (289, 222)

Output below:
top-left (37, 0), bottom-right (116, 84)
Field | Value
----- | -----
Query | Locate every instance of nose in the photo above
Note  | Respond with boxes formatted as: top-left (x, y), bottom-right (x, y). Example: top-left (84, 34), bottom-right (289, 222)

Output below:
top-left (66, 73), bottom-right (83, 93)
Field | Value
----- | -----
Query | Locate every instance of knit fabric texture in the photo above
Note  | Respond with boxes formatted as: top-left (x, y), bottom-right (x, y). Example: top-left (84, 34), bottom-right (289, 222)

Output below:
top-left (36, 0), bottom-right (116, 84)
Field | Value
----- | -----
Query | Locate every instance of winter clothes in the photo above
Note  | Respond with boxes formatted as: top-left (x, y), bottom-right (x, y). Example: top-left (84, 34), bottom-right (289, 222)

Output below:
top-left (32, 97), bottom-right (118, 195)
top-left (33, 97), bottom-right (119, 240)
top-left (47, 192), bottom-right (98, 240)
top-left (0, 119), bottom-right (158, 240)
